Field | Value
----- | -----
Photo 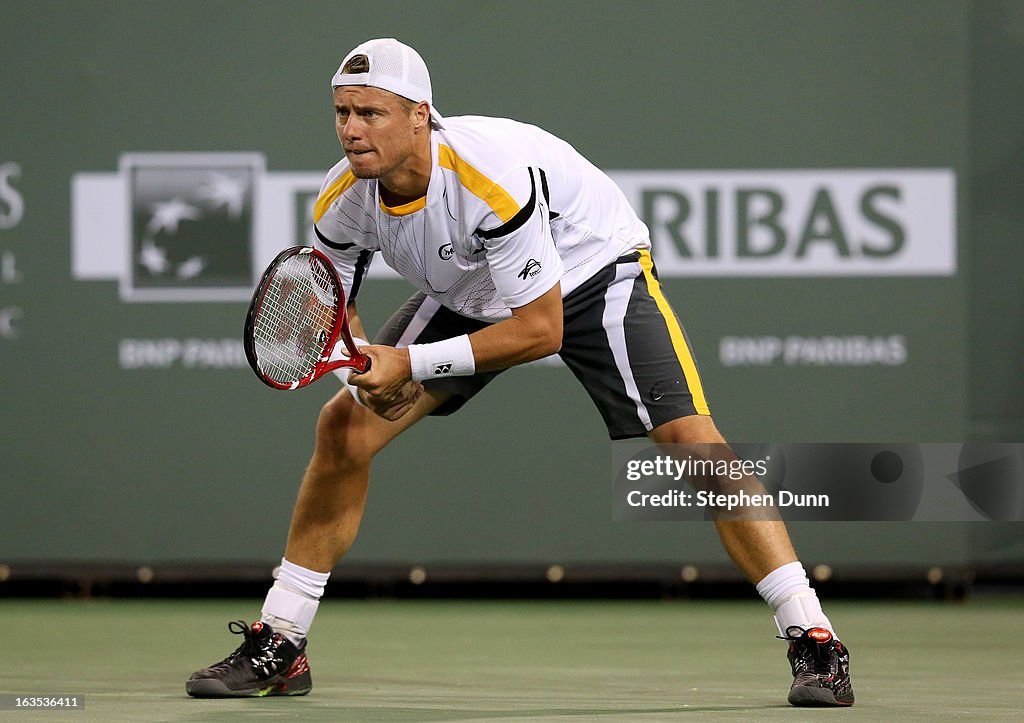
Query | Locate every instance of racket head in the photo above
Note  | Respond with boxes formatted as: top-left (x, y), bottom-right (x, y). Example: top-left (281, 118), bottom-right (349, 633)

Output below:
top-left (244, 246), bottom-right (368, 390)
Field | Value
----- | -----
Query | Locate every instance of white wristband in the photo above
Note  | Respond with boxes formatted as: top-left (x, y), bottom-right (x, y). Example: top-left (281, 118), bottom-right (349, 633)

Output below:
top-left (407, 334), bottom-right (476, 382)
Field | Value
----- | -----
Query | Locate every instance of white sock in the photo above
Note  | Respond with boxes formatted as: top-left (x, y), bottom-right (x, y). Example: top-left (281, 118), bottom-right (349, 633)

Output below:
top-left (755, 561), bottom-right (836, 639)
top-left (260, 558), bottom-right (330, 645)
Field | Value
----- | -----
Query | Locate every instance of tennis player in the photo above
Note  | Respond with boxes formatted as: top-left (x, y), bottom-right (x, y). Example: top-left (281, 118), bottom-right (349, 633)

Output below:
top-left (187, 38), bottom-right (854, 707)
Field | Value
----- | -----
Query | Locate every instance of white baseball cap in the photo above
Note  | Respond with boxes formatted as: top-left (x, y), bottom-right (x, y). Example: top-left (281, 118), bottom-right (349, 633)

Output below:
top-left (331, 38), bottom-right (444, 128)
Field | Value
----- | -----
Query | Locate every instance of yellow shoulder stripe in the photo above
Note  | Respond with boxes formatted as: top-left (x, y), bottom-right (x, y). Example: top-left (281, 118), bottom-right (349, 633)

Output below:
top-left (313, 170), bottom-right (359, 223)
top-left (438, 144), bottom-right (519, 223)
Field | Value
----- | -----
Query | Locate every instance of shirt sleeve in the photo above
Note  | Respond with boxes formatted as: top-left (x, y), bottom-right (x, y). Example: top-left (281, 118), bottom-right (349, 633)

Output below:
top-left (312, 226), bottom-right (374, 305)
top-left (310, 166), bottom-right (377, 304)
top-left (477, 166), bottom-right (563, 309)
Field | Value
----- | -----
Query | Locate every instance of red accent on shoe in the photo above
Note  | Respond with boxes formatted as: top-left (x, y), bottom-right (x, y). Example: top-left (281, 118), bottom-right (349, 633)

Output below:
top-left (251, 621), bottom-right (264, 633)
top-left (285, 652), bottom-right (310, 678)
top-left (808, 627), bottom-right (833, 643)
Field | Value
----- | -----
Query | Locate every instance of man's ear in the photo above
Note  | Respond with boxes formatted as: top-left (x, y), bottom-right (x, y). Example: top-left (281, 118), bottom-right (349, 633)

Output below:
top-left (413, 101), bottom-right (431, 131)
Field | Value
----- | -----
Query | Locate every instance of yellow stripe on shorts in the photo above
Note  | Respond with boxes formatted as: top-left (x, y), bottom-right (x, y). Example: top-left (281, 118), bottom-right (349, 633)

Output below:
top-left (638, 249), bottom-right (710, 415)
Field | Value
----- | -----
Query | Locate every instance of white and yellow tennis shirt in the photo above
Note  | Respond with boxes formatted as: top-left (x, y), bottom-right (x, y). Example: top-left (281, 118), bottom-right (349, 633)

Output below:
top-left (312, 115), bottom-right (651, 321)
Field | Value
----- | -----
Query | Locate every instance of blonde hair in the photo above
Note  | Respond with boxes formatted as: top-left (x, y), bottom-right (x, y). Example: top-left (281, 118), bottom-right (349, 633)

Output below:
top-left (341, 54), bottom-right (370, 74)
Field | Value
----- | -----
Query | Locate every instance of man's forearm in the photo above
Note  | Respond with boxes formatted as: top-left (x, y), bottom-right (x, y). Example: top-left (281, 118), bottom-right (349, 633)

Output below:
top-left (346, 304), bottom-right (369, 343)
top-left (466, 282), bottom-right (563, 373)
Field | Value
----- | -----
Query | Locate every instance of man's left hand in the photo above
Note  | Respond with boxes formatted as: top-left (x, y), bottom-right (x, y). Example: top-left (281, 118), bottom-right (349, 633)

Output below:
top-left (349, 345), bottom-right (424, 421)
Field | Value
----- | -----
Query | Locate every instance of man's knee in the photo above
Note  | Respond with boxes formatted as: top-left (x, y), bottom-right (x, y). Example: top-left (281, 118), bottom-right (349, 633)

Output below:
top-left (315, 389), bottom-right (377, 463)
top-left (650, 414), bottom-right (727, 446)
top-left (314, 386), bottom-right (449, 466)
top-left (318, 388), bottom-right (356, 431)
top-left (649, 414), bottom-right (732, 491)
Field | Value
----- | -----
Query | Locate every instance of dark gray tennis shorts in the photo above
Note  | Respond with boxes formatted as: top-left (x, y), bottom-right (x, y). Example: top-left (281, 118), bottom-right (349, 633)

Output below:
top-left (375, 250), bottom-right (710, 440)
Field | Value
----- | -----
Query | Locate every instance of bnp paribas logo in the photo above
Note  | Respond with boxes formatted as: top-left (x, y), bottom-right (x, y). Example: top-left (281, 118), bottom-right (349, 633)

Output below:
top-left (126, 155), bottom-right (256, 299)
top-left (73, 153), bottom-right (269, 302)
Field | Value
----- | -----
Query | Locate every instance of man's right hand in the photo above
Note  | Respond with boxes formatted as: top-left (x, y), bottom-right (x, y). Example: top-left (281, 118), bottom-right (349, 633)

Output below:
top-left (349, 345), bottom-right (425, 421)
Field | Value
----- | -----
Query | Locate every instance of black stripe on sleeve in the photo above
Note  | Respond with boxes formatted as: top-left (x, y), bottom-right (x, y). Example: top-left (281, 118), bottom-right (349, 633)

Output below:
top-left (538, 168), bottom-right (560, 221)
top-left (314, 224), bottom-right (354, 251)
top-left (475, 168), bottom-right (537, 240)
top-left (539, 168), bottom-right (550, 204)
top-left (348, 248), bottom-right (372, 302)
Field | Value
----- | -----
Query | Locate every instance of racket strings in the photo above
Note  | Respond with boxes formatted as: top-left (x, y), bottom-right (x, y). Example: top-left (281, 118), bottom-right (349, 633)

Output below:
top-left (252, 257), bottom-right (338, 383)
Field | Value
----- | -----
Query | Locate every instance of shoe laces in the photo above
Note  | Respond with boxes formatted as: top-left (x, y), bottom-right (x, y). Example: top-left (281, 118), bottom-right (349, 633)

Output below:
top-left (784, 625), bottom-right (835, 676)
top-left (208, 620), bottom-right (269, 672)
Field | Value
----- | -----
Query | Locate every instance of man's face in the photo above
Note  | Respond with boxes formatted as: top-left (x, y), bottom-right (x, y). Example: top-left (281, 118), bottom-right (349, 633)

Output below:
top-left (333, 86), bottom-right (421, 180)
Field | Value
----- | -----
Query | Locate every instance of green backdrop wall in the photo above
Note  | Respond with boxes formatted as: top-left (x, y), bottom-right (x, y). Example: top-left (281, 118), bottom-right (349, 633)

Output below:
top-left (1, 1), bottom-right (1020, 571)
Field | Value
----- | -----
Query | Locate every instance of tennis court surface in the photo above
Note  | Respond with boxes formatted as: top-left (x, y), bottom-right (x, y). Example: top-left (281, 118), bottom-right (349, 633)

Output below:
top-left (4, 596), bottom-right (1022, 721)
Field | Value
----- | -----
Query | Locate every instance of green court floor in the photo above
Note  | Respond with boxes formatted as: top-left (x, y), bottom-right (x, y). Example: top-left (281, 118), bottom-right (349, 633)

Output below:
top-left (2, 596), bottom-right (1022, 721)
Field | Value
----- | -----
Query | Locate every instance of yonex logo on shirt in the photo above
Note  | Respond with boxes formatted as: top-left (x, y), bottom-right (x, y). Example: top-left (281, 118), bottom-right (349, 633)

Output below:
top-left (518, 258), bottom-right (542, 280)
top-left (438, 243), bottom-right (454, 260)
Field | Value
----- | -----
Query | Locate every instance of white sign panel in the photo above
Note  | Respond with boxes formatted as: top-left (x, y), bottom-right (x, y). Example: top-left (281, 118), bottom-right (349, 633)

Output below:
top-left (72, 159), bottom-right (957, 302)
top-left (613, 169), bottom-right (956, 276)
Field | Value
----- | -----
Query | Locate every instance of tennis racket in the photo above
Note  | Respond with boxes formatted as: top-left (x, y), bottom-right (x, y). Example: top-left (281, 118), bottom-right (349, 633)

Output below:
top-left (244, 246), bottom-right (370, 390)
